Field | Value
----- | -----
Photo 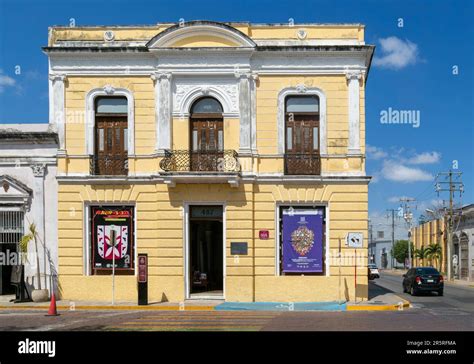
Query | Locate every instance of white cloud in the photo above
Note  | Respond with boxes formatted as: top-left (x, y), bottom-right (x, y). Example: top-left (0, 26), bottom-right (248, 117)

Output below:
top-left (381, 160), bottom-right (433, 183)
top-left (369, 210), bottom-right (407, 241)
top-left (366, 144), bottom-right (387, 160)
top-left (373, 36), bottom-right (419, 70)
top-left (406, 151), bottom-right (441, 165)
top-left (0, 70), bottom-right (15, 93)
top-left (417, 199), bottom-right (446, 213)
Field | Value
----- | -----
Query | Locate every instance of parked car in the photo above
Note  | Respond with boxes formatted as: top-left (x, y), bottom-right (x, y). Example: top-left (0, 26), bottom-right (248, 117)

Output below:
top-left (368, 263), bottom-right (380, 280)
top-left (402, 267), bottom-right (444, 296)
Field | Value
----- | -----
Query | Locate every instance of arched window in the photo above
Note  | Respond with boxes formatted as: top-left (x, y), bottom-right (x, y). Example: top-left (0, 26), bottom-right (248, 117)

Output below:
top-left (191, 97), bottom-right (223, 115)
top-left (93, 97), bottom-right (128, 175)
top-left (284, 95), bottom-right (320, 175)
top-left (189, 97), bottom-right (224, 171)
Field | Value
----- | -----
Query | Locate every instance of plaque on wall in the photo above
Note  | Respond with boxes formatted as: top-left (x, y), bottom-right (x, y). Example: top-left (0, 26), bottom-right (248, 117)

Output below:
top-left (231, 242), bottom-right (248, 255)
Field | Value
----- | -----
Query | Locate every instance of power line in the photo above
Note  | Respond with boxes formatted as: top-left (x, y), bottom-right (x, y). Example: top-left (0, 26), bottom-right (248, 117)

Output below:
top-left (399, 197), bottom-right (416, 269)
top-left (435, 170), bottom-right (464, 280)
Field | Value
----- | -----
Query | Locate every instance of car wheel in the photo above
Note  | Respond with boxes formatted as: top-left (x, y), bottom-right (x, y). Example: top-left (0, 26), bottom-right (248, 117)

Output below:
top-left (438, 290), bottom-right (443, 296)
top-left (402, 284), bottom-right (407, 293)
top-left (410, 285), bottom-right (417, 296)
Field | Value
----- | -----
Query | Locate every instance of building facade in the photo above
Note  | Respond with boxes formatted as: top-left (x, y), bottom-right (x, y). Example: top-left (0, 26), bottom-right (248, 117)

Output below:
top-left (0, 124), bottom-right (58, 297)
top-left (45, 21), bottom-right (374, 302)
top-left (368, 238), bottom-right (402, 270)
top-left (411, 204), bottom-right (473, 281)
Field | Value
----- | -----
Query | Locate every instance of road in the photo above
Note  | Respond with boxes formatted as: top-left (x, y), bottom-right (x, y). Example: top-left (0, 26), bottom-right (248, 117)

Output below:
top-left (374, 271), bottom-right (474, 314)
top-left (0, 273), bottom-right (472, 331)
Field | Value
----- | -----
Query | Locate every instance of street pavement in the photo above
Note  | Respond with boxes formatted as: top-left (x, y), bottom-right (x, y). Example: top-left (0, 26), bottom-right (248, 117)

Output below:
top-left (374, 271), bottom-right (474, 314)
top-left (0, 272), bottom-right (472, 331)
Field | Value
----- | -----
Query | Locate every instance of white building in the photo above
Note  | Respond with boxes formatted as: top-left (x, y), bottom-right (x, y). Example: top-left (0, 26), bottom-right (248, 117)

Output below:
top-left (453, 204), bottom-right (474, 281)
top-left (0, 124), bottom-right (58, 298)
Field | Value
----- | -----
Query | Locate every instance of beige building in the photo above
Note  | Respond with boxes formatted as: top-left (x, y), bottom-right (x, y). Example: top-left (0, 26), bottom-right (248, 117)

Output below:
top-left (44, 21), bottom-right (374, 302)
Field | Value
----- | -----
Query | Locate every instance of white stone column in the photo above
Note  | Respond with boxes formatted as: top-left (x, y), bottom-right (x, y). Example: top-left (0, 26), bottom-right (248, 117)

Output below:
top-left (152, 72), bottom-right (172, 154)
top-left (250, 72), bottom-right (258, 154)
top-left (346, 72), bottom-right (362, 155)
top-left (30, 163), bottom-right (47, 290)
top-left (49, 74), bottom-right (66, 152)
top-left (237, 72), bottom-right (252, 155)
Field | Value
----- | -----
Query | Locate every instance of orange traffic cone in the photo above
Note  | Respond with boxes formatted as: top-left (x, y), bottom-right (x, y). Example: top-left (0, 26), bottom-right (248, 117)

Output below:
top-left (45, 292), bottom-right (60, 316)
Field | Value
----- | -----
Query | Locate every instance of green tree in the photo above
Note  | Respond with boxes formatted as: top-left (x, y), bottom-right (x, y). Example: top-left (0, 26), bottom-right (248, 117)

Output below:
top-left (425, 243), bottom-right (442, 270)
top-left (20, 223), bottom-right (42, 290)
top-left (392, 240), bottom-right (414, 266)
top-left (415, 246), bottom-right (428, 266)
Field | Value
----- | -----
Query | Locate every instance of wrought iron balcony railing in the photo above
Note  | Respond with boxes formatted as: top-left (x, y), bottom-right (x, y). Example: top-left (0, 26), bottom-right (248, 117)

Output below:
top-left (159, 150), bottom-right (240, 173)
top-left (284, 153), bottom-right (321, 175)
top-left (90, 155), bottom-right (128, 176)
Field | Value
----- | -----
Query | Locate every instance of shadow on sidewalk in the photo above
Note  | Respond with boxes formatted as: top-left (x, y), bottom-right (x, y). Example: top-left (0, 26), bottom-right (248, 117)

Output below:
top-left (368, 280), bottom-right (396, 300)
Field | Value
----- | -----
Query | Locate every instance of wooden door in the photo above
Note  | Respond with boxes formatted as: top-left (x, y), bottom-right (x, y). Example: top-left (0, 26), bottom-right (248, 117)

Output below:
top-left (285, 113), bottom-right (320, 174)
top-left (95, 116), bottom-right (128, 175)
top-left (190, 116), bottom-right (223, 171)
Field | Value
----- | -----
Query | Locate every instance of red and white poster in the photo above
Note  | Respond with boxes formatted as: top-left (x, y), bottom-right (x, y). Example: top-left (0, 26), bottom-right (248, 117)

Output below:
top-left (91, 206), bottom-right (134, 270)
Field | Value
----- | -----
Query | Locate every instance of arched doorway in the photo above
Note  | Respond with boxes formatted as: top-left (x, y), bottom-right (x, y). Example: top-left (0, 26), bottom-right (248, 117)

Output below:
top-left (189, 97), bottom-right (224, 171)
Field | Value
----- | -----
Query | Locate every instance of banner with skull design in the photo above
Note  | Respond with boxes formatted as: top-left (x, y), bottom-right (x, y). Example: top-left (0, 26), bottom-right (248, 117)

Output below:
top-left (91, 206), bottom-right (134, 270)
top-left (282, 208), bottom-right (323, 273)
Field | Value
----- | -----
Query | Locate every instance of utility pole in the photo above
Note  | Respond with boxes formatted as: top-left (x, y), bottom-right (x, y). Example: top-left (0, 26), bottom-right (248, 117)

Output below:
top-left (435, 170), bottom-right (464, 280)
top-left (399, 198), bottom-right (416, 269)
top-left (386, 209), bottom-right (397, 269)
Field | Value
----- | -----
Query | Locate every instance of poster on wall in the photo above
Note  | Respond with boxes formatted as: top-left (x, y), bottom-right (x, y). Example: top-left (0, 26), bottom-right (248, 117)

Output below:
top-left (282, 208), bottom-right (324, 273)
top-left (91, 206), bottom-right (134, 271)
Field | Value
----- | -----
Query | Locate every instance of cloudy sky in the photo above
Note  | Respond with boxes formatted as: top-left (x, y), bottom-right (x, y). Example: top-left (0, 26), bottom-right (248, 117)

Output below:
top-left (0, 0), bottom-right (472, 239)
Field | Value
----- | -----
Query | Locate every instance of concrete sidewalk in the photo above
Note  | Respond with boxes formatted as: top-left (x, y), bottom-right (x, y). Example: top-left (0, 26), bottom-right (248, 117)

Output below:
top-left (346, 293), bottom-right (410, 311)
top-left (0, 296), bottom-right (220, 311)
top-left (0, 295), bottom-right (408, 312)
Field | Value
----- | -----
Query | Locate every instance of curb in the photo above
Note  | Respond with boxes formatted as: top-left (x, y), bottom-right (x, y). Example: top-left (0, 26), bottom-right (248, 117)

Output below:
top-left (346, 299), bottom-right (411, 311)
top-left (0, 305), bottom-right (216, 311)
top-left (215, 301), bottom-right (346, 311)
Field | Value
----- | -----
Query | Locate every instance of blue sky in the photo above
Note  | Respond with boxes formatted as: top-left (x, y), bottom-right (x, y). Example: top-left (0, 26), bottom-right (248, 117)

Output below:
top-left (0, 0), bottom-right (473, 237)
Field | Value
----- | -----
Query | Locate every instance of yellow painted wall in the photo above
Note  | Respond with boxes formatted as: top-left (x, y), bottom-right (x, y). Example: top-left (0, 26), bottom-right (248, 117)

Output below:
top-left (55, 22), bottom-right (369, 303)
top-left (50, 24), bottom-right (363, 45)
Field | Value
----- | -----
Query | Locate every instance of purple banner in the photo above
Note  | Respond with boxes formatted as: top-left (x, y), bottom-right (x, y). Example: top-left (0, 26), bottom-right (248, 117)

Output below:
top-left (282, 209), bottom-right (323, 273)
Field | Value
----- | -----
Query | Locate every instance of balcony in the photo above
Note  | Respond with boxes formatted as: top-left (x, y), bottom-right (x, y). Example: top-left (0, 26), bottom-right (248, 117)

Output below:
top-left (284, 153), bottom-right (321, 175)
top-left (90, 155), bottom-right (128, 176)
top-left (160, 150), bottom-right (240, 173)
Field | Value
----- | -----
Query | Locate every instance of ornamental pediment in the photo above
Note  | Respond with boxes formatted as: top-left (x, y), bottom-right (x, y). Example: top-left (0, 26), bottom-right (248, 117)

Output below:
top-left (146, 21), bottom-right (256, 49)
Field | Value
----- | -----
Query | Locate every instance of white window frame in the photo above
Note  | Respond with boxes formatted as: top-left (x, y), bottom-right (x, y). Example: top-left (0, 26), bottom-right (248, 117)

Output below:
top-left (277, 87), bottom-right (327, 155)
top-left (85, 87), bottom-right (135, 157)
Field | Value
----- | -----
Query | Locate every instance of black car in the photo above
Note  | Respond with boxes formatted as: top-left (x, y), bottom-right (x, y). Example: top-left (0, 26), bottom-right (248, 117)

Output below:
top-left (402, 267), bottom-right (444, 296)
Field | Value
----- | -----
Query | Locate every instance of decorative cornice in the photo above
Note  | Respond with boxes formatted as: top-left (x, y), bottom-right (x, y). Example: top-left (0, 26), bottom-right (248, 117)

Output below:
top-left (48, 74), bottom-right (66, 82)
top-left (295, 83), bottom-right (307, 93)
top-left (151, 72), bottom-right (172, 83)
top-left (345, 71), bottom-right (363, 82)
top-left (234, 71), bottom-right (252, 80)
top-left (31, 164), bottom-right (46, 177)
top-left (103, 84), bottom-right (115, 95)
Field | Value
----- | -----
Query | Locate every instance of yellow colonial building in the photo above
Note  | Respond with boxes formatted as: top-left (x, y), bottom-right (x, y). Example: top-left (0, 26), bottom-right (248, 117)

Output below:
top-left (44, 21), bottom-right (374, 303)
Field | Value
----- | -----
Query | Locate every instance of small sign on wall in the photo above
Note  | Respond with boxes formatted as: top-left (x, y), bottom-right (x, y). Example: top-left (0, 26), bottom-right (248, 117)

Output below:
top-left (231, 242), bottom-right (248, 255)
top-left (259, 230), bottom-right (269, 240)
top-left (346, 232), bottom-right (364, 248)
